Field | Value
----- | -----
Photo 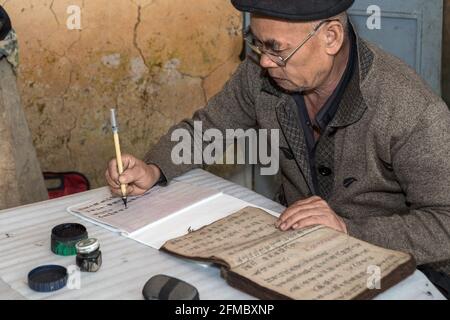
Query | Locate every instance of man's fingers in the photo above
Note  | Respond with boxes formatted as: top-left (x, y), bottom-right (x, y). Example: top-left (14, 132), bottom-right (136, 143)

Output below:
top-left (106, 155), bottom-right (157, 198)
top-left (291, 215), bottom-right (325, 230)
top-left (108, 158), bottom-right (119, 182)
top-left (121, 154), bottom-right (137, 171)
top-left (118, 165), bottom-right (144, 185)
top-left (277, 201), bottom-right (325, 227)
top-left (108, 154), bottom-right (141, 187)
top-left (107, 154), bottom-right (137, 183)
top-left (105, 169), bottom-right (120, 188)
top-left (275, 197), bottom-right (345, 233)
top-left (278, 208), bottom-right (325, 230)
top-left (276, 196), bottom-right (323, 226)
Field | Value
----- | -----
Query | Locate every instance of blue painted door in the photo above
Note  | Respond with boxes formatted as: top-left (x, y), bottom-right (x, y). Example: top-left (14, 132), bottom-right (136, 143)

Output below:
top-left (349, 0), bottom-right (443, 95)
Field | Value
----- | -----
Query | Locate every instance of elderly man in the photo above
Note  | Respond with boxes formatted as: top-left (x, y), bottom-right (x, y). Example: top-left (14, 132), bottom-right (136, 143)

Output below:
top-left (106, 0), bottom-right (450, 285)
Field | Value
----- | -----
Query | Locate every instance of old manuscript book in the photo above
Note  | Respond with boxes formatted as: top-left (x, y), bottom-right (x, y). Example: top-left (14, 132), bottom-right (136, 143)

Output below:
top-left (162, 207), bottom-right (416, 300)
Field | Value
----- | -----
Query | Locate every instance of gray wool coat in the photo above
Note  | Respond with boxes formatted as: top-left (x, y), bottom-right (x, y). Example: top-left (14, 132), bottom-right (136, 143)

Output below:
top-left (144, 34), bottom-right (450, 273)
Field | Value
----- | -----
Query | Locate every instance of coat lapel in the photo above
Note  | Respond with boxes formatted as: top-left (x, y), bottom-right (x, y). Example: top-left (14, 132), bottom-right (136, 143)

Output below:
top-left (274, 93), bottom-right (315, 194)
top-left (329, 38), bottom-right (373, 129)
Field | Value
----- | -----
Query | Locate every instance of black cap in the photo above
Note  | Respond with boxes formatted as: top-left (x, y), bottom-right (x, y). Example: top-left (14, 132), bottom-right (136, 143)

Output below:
top-left (0, 6), bottom-right (11, 41)
top-left (51, 223), bottom-right (87, 242)
top-left (51, 223), bottom-right (88, 256)
top-left (231, 0), bottom-right (355, 21)
top-left (28, 265), bottom-right (68, 292)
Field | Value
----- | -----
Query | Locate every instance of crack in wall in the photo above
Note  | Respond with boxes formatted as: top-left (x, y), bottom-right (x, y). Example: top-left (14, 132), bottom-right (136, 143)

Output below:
top-left (61, 66), bottom-right (77, 169)
top-left (132, 4), bottom-right (150, 71)
top-left (64, 117), bottom-right (78, 169)
top-left (65, 30), bottom-right (82, 55)
top-left (129, 0), bottom-right (237, 107)
top-left (129, 0), bottom-right (181, 120)
top-left (199, 80), bottom-right (208, 105)
top-left (175, 70), bottom-right (207, 105)
top-left (201, 54), bottom-right (237, 102)
top-left (177, 52), bottom-right (238, 105)
top-left (49, 0), bottom-right (60, 26)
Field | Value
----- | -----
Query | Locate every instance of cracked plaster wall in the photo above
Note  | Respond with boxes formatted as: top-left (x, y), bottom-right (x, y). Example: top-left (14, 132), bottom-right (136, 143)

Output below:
top-left (3, 0), bottom-right (242, 188)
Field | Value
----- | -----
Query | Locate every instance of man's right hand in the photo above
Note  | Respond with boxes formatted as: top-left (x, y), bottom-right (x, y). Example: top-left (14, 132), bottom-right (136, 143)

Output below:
top-left (105, 154), bottom-right (161, 197)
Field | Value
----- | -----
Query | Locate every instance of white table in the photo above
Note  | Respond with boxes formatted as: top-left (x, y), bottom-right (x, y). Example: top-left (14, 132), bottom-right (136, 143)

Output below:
top-left (0, 169), bottom-right (445, 300)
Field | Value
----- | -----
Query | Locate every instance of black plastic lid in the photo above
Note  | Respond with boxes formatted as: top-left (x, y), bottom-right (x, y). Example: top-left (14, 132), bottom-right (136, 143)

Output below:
top-left (51, 223), bottom-right (87, 242)
top-left (28, 265), bottom-right (68, 292)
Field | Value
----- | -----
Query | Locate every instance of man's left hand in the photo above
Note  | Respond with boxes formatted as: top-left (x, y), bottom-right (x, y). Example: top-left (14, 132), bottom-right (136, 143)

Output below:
top-left (276, 196), bottom-right (347, 234)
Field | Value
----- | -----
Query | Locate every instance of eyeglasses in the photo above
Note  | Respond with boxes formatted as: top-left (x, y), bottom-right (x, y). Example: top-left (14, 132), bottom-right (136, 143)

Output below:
top-left (244, 19), bottom-right (335, 67)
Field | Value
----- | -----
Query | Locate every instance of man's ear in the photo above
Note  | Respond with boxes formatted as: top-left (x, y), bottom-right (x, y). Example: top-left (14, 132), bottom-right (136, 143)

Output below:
top-left (323, 21), bottom-right (345, 56)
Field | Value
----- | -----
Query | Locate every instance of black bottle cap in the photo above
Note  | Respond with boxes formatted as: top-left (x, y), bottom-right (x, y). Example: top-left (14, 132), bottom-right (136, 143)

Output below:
top-left (28, 265), bottom-right (68, 292)
top-left (51, 223), bottom-right (88, 256)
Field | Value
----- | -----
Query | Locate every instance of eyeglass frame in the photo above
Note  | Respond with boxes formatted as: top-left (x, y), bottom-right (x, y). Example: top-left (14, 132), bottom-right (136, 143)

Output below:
top-left (243, 19), bottom-right (338, 67)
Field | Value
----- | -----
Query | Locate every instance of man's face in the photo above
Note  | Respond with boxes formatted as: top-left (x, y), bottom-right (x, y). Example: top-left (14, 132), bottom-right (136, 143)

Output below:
top-left (250, 15), bottom-right (332, 93)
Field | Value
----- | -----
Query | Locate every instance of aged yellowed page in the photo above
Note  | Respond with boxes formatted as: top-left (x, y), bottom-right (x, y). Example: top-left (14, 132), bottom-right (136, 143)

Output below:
top-left (163, 206), bottom-right (322, 268)
top-left (228, 227), bottom-right (413, 300)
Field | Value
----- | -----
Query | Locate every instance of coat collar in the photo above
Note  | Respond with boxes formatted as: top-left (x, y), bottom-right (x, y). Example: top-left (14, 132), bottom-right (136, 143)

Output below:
top-left (329, 37), bottom-right (373, 128)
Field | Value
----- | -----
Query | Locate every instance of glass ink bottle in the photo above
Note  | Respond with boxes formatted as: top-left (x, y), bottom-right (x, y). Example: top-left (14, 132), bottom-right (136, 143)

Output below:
top-left (75, 238), bottom-right (102, 272)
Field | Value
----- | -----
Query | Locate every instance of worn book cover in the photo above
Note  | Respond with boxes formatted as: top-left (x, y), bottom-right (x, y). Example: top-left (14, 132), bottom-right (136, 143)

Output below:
top-left (161, 206), bottom-right (416, 300)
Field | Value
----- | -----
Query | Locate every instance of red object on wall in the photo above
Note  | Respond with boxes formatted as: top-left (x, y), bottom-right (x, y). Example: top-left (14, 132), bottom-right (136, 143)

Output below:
top-left (43, 172), bottom-right (90, 199)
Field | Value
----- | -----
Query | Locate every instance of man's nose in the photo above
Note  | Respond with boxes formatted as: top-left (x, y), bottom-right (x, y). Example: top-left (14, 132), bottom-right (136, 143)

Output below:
top-left (259, 54), bottom-right (278, 69)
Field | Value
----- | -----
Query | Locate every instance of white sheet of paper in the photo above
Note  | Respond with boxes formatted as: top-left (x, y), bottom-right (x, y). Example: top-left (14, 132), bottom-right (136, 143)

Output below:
top-left (129, 193), bottom-right (280, 249)
top-left (67, 181), bottom-right (222, 235)
top-left (67, 180), bottom-right (280, 250)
